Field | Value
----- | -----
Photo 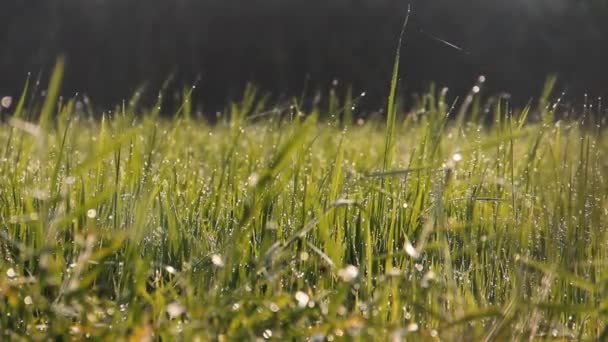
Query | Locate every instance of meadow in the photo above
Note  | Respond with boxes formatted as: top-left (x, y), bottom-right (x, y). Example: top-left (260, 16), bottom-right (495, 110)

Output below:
top-left (1, 58), bottom-right (608, 340)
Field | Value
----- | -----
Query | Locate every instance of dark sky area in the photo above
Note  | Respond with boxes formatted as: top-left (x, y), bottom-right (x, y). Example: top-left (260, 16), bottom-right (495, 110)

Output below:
top-left (0, 0), bottom-right (606, 114)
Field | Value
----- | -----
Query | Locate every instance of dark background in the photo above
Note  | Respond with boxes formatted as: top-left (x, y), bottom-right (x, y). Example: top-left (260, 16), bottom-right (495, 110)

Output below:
top-left (1, 0), bottom-right (607, 113)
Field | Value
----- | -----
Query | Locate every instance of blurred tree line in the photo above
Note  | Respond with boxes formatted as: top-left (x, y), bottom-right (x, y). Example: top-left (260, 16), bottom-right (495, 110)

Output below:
top-left (0, 0), bottom-right (606, 113)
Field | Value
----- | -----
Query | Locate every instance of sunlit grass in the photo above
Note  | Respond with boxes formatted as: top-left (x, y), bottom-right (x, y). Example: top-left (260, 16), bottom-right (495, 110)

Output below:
top-left (1, 74), bottom-right (607, 340)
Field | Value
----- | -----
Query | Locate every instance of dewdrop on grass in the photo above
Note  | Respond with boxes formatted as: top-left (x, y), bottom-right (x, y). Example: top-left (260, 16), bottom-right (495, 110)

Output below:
top-left (338, 265), bottom-right (359, 282)
top-left (407, 322), bottom-right (419, 332)
top-left (6, 268), bottom-right (17, 278)
top-left (404, 241), bottom-right (419, 258)
top-left (87, 209), bottom-right (97, 219)
top-left (211, 254), bottom-right (224, 267)
top-left (1, 96), bottom-right (12, 108)
top-left (295, 291), bottom-right (310, 308)
top-left (269, 302), bottom-right (279, 312)
top-left (263, 329), bottom-right (272, 339)
top-left (166, 302), bottom-right (186, 319)
top-left (247, 172), bottom-right (260, 187)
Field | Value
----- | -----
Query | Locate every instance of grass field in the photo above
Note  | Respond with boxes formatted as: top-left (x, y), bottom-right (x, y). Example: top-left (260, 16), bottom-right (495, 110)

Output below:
top-left (1, 59), bottom-right (608, 340)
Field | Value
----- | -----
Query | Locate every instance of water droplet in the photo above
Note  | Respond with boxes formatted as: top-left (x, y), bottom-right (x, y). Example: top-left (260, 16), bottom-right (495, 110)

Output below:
top-left (248, 173), bottom-right (260, 187)
top-left (166, 302), bottom-right (186, 319)
top-left (6, 268), bottom-right (17, 278)
top-left (1, 96), bottom-right (13, 108)
top-left (404, 241), bottom-right (419, 258)
top-left (211, 254), bottom-right (224, 267)
top-left (87, 209), bottom-right (97, 219)
top-left (24, 296), bottom-right (33, 305)
top-left (407, 322), bottom-right (419, 332)
top-left (263, 329), bottom-right (272, 339)
top-left (334, 198), bottom-right (355, 206)
top-left (295, 291), bottom-right (310, 308)
top-left (338, 265), bottom-right (359, 282)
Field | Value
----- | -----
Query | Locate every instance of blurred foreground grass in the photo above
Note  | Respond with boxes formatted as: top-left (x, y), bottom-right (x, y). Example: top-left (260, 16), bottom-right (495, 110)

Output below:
top-left (1, 70), bottom-right (608, 340)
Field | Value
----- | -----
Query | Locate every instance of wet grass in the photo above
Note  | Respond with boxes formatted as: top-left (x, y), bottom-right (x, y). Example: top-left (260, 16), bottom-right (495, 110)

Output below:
top-left (1, 63), bottom-right (608, 340)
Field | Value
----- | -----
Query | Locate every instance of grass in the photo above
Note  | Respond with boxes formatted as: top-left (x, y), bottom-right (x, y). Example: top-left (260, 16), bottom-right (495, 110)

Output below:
top-left (1, 56), bottom-right (608, 340)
